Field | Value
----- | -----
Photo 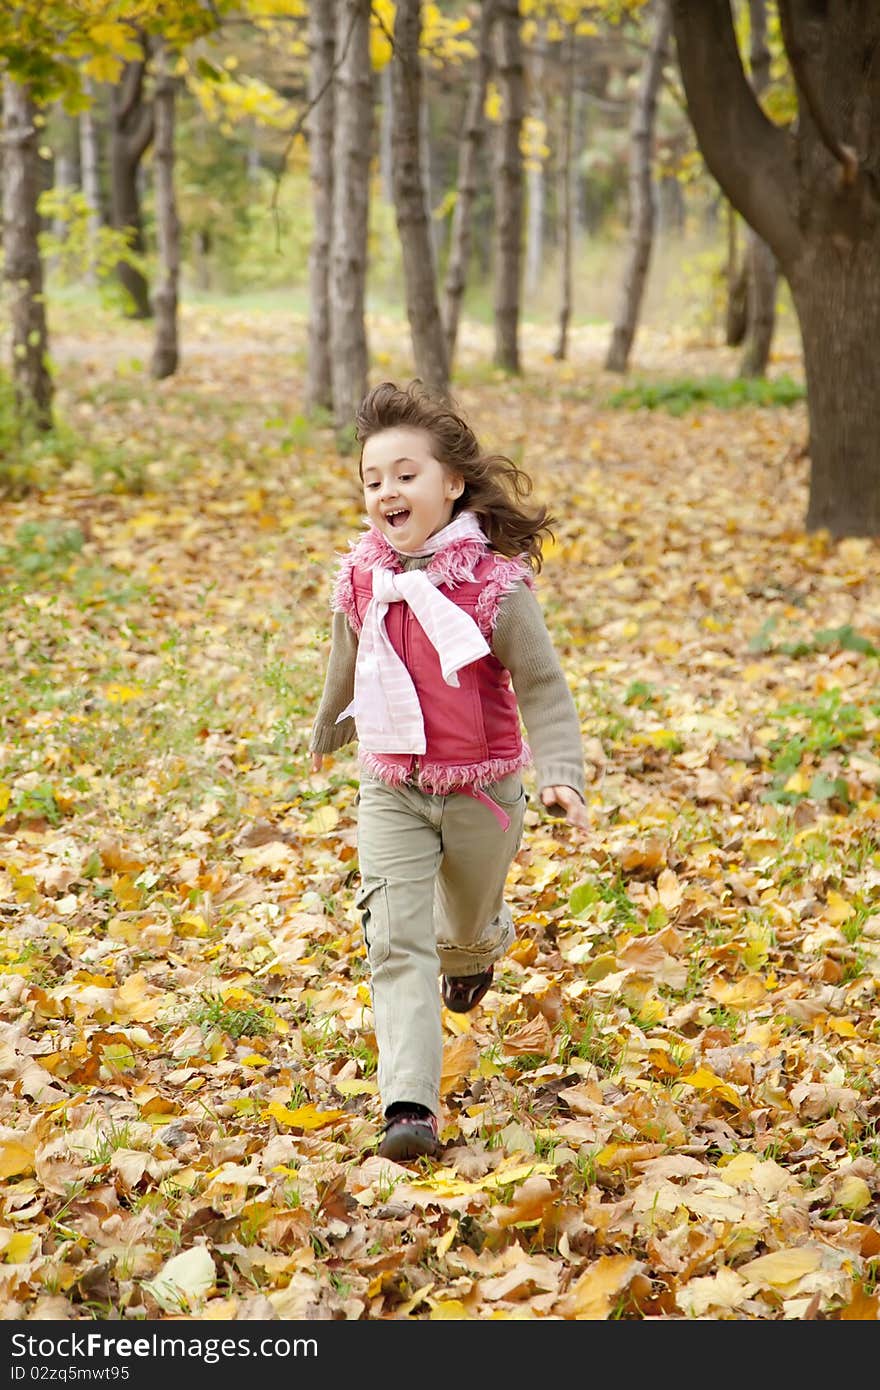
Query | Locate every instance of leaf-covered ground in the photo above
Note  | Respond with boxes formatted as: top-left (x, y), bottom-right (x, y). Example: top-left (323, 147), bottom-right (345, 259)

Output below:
top-left (2, 303), bottom-right (880, 1321)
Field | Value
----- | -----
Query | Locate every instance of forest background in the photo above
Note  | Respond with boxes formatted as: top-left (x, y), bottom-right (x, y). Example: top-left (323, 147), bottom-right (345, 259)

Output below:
top-left (2, 0), bottom-right (880, 1325)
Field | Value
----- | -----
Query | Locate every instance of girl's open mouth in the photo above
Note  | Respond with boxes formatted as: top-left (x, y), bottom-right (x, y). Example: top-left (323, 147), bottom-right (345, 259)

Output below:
top-left (387, 510), bottom-right (410, 527)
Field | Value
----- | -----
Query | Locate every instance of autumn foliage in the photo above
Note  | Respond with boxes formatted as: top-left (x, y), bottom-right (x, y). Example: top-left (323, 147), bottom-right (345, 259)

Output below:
top-left (2, 305), bottom-right (880, 1321)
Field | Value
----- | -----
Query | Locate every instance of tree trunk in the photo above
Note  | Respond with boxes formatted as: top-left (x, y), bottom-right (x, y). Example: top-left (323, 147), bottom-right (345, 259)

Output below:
top-left (79, 77), bottom-right (102, 286)
top-left (671, 0), bottom-right (880, 537)
top-left (795, 254), bottom-right (880, 535)
top-left (329, 0), bottom-right (372, 439)
top-left (110, 55), bottom-right (153, 319)
top-left (740, 233), bottom-right (777, 376)
top-left (738, 0), bottom-right (777, 377)
top-left (306, 0), bottom-right (335, 414)
top-left (524, 23), bottom-right (546, 300)
top-left (2, 79), bottom-right (52, 429)
top-left (391, 0), bottom-right (449, 396)
top-left (725, 202), bottom-right (748, 345)
top-left (492, 0), bottom-right (524, 373)
top-left (553, 27), bottom-right (576, 361)
top-left (443, 0), bottom-right (495, 371)
top-left (150, 47), bottom-right (180, 380)
top-left (604, 0), bottom-right (671, 373)
top-left (379, 62), bottom-right (393, 206)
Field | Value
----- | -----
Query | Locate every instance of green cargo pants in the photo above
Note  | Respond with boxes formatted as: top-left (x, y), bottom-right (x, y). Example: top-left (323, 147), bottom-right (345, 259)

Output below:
top-left (355, 771), bottom-right (527, 1117)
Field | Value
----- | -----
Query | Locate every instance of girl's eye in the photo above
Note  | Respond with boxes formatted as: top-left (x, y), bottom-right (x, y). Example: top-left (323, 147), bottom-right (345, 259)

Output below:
top-left (399, 474), bottom-right (414, 482)
top-left (366, 481), bottom-right (380, 489)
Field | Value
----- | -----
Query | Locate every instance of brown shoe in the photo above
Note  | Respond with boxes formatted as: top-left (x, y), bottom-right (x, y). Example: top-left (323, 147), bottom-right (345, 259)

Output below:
top-left (442, 965), bottom-right (493, 1013)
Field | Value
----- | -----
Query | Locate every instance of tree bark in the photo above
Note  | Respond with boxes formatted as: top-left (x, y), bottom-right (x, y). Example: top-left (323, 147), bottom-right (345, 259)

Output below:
top-left (524, 21), bottom-right (547, 300)
top-left (329, 0), bottom-right (372, 439)
top-left (553, 26), bottom-right (576, 361)
top-left (671, 0), bottom-right (880, 536)
top-left (443, 0), bottom-right (495, 372)
top-left (605, 0), bottom-right (671, 373)
top-left (306, 0), bottom-right (335, 414)
top-left (492, 0), bottom-right (524, 373)
top-left (738, 0), bottom-right (778, 377)
top-left (2, 79), bottom-right (52, 429)
top-left (391, 0), bottom-right (449, 396)
top-left (150, 46), bottom-right (180, 380)
top-left (725, 202), bottom-right (748, 345)
top-left (110, 54), bottom-right (153, 319)
top-left (79, 77), bottom-right (102, 286)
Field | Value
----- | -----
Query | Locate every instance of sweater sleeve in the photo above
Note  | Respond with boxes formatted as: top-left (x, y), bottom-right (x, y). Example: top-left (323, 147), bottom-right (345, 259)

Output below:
top-left (308, 608), bottom-right (358, 754)
top-left (492, 581), bottom-right (585, 803)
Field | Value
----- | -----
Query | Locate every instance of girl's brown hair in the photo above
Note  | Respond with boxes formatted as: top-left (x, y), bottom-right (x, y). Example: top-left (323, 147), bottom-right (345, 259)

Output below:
top-left (355, 380), bottom-right (554, 573)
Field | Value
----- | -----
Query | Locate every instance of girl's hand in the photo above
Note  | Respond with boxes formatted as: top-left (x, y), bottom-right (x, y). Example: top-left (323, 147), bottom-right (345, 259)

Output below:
top-left (541, 784), bottom-right (591, 830)
top-left (311, 753), bottom-right (323, 773)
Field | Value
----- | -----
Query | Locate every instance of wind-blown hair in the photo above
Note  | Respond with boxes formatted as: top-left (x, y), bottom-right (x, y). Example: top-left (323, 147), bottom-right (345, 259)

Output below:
top-left (355, 380), bottom-right (554, 573)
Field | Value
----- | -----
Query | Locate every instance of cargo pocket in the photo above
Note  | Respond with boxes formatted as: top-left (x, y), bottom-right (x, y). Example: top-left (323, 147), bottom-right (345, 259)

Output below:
top-left (354, 877), bottom-right (390, 968)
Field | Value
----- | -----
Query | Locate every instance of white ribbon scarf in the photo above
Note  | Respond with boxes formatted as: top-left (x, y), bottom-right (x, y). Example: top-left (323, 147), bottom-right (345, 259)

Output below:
top-left (337, 511), bottom-right (490, 754)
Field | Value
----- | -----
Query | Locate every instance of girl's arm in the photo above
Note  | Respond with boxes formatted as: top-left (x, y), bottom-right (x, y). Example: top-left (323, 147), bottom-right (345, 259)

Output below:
top-left (308, 609), bottom-right (358, 769)
top-left (492, 582), bottom-right (590, 829)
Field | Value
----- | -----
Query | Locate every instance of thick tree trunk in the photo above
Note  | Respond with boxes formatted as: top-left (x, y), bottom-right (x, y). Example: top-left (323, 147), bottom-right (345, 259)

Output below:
top-left (79, 77), bottom-right (102, 286)
top-left (391, 0), bottom-right (449, 396)
top-left (306, 0), bottom-right (335, 414)
top-left (329, 0), bottom-right (372, 438)
top-left (794, 256), bottom-right (880, 536)
top-left (150, 49), bottom-right (180, 380)
top-left (443, 0), bottom-right (495, 371)
top-left (553, 28), bottom-right (575, 361)
top-left (110, 56), bottom-right (153, 319)
top-left (738, 0), bottom-right (777, 377)
top-left (2, 79), bottom-right (52, 429)
top-left (671, 0), bottom-right (880, 536)
top-left (492, 0), bottom-right (524, 373)
top-left (605, 0), bottom-right (671, 373)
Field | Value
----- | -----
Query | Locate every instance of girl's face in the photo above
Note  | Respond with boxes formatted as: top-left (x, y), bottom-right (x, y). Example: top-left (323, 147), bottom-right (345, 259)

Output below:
top-left (361, 426), bottom-right (464, 551)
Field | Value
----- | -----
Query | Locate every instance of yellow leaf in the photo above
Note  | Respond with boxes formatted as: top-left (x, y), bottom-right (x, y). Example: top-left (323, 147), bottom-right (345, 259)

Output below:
top-left (5, 1232), bottom-right (39, 1264)
top-left (430, 1300), bottom-right (472, 1319)
top-left (440, 1035), bottom-right (479, 1097)
top-left (826, 890), bottom-right (854, 923)
top-left (739, 1247), bottom-right (821, 1289)
top-left (0, 1140), bottom-right (35, 1178)
top-left (240, 1053), bottom-right (270, 1067)
top-left (83, 53), bottom-right (124, 82)
top-left (826, 1017), bottom-right (858, 1038)
top-left (264, 1101), bottom-right (346, 1130)
top-left (556, 1254), bottom-right (643, 1319)
top-left (707, 976), bottom-right (767, 1009)
top-left (0, 784), bottom-right (9, 816)
top-left (679, 1067), bottom-right (741, 1107)
top-left (305, 805), bottom-right (339, 834)
top-left (834, 1175), bottom-right (871, 1214)
top-left (334, 1078), bottom-right (377, 1097)
top-left (103, 683), bottom-right (142, 704)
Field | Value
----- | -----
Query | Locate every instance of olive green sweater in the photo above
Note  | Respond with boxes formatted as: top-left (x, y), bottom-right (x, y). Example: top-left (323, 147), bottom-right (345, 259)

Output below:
top-left (309, 558), bottom-right (585, 801)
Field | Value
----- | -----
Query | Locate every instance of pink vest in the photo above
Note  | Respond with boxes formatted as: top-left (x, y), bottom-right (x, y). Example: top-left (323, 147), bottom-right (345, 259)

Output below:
top-left (333, 528), bottom-right (533, 795)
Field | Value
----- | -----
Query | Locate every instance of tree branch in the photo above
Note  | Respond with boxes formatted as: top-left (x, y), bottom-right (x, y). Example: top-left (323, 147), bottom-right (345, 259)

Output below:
top-left (671, 0), bottom-right (801, 267)
top-left (777, 0), bottom-right (859, 185)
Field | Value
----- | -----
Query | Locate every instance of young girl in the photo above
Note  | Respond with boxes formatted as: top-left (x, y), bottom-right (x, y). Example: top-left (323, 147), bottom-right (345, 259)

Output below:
top-left (309, 380), bottom-right (588, 1162)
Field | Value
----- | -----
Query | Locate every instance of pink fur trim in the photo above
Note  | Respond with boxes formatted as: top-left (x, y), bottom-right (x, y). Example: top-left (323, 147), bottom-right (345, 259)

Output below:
top-left (475, 554), bottom-right (534, 636)
top-left (361, 746), bottom-right (531, 795)
top-left (425, 538), bottom-right (484, 588)
top-left (330, 551), bottom-right (362, 631)
top-left (359, 752), bottom-right (412, 786)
